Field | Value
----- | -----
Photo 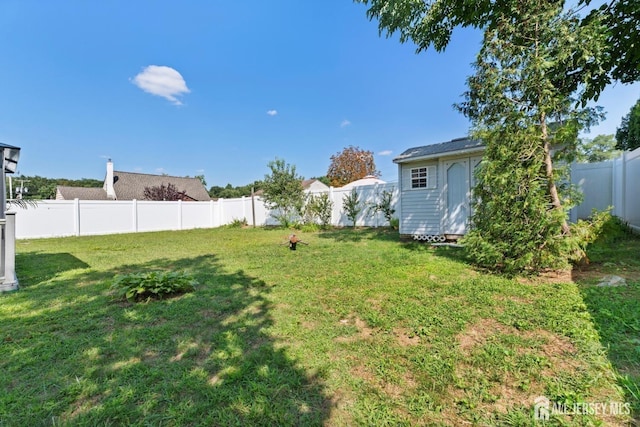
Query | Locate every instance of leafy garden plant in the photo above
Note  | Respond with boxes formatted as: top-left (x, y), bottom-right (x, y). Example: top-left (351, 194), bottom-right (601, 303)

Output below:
top-left (342, 188), bottom-right (362, 227)
top-left (368, 188), bottom-right (396, 226)
top-left (302, 193), bottom-right (334, 228)
top-left (111, 271), bottom-right (197, 302)
top-left (228, 217), bottom-right (248, 228)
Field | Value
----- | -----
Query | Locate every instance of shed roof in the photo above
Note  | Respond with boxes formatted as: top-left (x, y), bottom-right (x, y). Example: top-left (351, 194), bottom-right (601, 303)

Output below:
top-left (393, 137), bottom-right (484, 164)
top-left (112, 171), bottom-right (211, 201)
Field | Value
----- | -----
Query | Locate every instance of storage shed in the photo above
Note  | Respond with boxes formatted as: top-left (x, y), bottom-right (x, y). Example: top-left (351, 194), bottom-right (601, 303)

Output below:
top-left (393, 137), bottom-right (484, 240)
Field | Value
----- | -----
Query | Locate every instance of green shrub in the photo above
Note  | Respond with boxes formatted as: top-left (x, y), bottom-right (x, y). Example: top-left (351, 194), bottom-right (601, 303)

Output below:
top-left (304, 193), bottom-right (333, 228)
top-left (228, 217), bottom-right (248, 228)
top-left (342, 188), bottom-right (362, 227)
top-left (390, 217), bottom-right (399, 230)
top-left (111, 271), bottom-right (197, 302)
top-left (368, 188), bottom-right (396, 226)
top-left (566, 209), bottom-right (613, 262)
top-left (299, 222), bottom-right (320, 233)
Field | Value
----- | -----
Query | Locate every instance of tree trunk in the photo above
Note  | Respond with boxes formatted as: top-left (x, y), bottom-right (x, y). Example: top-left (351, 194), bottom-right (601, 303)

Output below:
top-left (541, 113), bottom-right (571, 235)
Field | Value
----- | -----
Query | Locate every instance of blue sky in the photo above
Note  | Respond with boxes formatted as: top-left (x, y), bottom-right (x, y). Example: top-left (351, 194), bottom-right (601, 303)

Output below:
top-left (1, 1), bottom-right (638, 187)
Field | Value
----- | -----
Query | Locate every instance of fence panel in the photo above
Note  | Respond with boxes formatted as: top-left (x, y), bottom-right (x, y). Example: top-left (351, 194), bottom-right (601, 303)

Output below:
top-left (180, 201), bottom-right (213, 230)
top-left (570, 162), bottom-right (613, 220)
top-left (571, 146), bottom-right (640, 232)
top-left (624, 149), bottom-right (640, 231)
top-left (136, 201), bottom-right (181, 232)
top-left (80, 201), bottom-right (134, 236)
top-left (14, 200), bottom-right (76, 239)
top-left (12, 184), bottom-right (403, 239)
top-left (13, 153), bottom-right (638, 241)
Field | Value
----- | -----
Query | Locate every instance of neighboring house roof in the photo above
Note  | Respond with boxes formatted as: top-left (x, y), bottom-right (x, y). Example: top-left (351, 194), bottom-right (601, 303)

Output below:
top-left (340, 175), bottom-right (386, 189)
top-left (56, 186), bottom-right (109, 200)
top-left (56, 160), bottom-right (211, 201)
top-left (302, 179), bottom-right (329, 191)
top-left (111, 171), bottom-right (211, 201)
top-left (393, 137), bottom-right (484, 164)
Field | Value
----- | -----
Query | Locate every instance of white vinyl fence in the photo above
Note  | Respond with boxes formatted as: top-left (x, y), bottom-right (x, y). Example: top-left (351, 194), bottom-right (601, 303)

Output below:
top-left (14, 146), bottom-right (639, 240)
top-left (570, 146), bottom-right (640, 233)
top-left (13, 183), bottom-right (398, 239)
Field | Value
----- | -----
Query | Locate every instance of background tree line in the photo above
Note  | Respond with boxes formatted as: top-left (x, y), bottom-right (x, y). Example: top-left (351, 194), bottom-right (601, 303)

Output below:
top-left (4, 176), bottom-right (103, 200)
top-left (9, 117), bottom-right (634, 203)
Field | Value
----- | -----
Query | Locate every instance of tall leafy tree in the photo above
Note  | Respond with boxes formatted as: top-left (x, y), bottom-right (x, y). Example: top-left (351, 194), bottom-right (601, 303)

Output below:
top-left (358, 0), bottom-right (635, 104)
top-left (615, 98), bottom-right (640, 151)
top-left (582, 0), bottom-right (640, 96)
top-left (327, 146), bottom-right (380, 187)
top-left (194, 174), bottom-right (207, 188)
top-left (262, 158), bottom-right (305, 227)
top-left (459, 1), bottom-right (605, 272)
top-left (7, 175), bottom-right (103, 199)
top-left (208, 181), bottom-right (263, 199)
top-left (577, 134), bottom-right (620, 162)
top-left (359, 0), bottom-right (609, 272)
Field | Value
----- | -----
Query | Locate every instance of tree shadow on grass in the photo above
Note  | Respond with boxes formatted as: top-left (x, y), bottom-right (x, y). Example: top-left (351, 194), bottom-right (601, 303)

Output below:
top-left (3, 254), bottom-right (332, 426)
top-left (15, 252), bottom-right (90, 284)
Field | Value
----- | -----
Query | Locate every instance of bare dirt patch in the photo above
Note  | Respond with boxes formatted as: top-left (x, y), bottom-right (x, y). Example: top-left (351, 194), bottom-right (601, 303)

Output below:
top-left (393, 327), bottom-right (421, 347)
top-left (457, 318), bottom-right (511, 355)
top-left (335, 316), bottom-right (375, 343)
top-left (516, 268), bottom-right (573, 285)
top-left (449, 318), bottom-right (594, 421)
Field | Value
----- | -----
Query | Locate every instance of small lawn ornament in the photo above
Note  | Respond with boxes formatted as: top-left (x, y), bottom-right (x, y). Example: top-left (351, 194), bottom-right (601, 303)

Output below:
top-left (284, 233), bottom-right (308, 251)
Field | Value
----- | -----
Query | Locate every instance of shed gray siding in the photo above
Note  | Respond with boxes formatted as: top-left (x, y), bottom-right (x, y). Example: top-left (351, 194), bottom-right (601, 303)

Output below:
top-left (398, 161), bottom-right (441, 235)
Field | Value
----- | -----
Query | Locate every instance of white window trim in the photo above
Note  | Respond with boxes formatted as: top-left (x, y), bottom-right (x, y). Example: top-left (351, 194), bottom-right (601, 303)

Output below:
top-left (409, 165), bottom-right (436, 190)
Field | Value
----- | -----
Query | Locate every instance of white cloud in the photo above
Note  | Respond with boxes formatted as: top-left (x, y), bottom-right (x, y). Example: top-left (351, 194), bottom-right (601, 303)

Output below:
top-left (378, 150), bottom-right (393, 156)
top-left (267, 110), bottom-right (278, 116)
top-left (340, 119), bottom-right (351, 128)
top-left (132, 65), bottom-right (190, 105)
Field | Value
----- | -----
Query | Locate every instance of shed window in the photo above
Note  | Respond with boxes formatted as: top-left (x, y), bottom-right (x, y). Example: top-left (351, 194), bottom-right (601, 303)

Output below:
top-left (411, 166), bottom-right (434, 189)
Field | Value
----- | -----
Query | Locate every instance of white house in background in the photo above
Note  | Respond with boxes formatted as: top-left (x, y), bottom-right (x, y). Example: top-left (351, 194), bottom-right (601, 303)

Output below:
top-left (340, 175), bottom-right (386, 190)
top-left (393, 137), bottom-right (484, 239)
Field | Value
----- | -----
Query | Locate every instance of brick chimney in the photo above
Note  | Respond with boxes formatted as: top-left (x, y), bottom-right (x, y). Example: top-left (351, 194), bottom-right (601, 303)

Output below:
top-left (104, 159), bottom-right (116, 200)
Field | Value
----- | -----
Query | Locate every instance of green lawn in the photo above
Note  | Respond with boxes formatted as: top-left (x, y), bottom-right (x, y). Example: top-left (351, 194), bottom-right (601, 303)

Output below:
top-left (1, 226), bottom-right (637, 426)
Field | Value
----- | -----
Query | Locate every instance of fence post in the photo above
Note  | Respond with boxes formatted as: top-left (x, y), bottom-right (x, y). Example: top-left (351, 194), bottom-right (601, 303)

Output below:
top-left (329, 186), bottom-right (335, 226)
top-left (4, 212), bottom-right (16, 288)
top-left (218, 198), bottom-right (224, 226)
top-left (178, 200), bottom-right (183, 230)
top-left (621, 151), bottom-right (627, 222)
top-left (132, 199), bottom-right (138, 232)
top-left (210, 200), bottom-right (215, 228)
top-left (374, 183), bottom-right (379, 228)
top-left (74, 198), bottom-right (80, 236)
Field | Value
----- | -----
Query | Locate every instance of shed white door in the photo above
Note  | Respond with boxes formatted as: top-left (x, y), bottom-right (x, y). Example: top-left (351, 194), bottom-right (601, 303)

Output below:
top-left (444, 160), bottom-right (469, 235)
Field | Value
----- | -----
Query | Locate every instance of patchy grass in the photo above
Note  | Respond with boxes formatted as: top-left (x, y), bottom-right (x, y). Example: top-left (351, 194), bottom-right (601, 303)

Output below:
top-left (573, 218), bottom-right (640, 420)
top-left (0, 226), bottom-right (636, 425)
